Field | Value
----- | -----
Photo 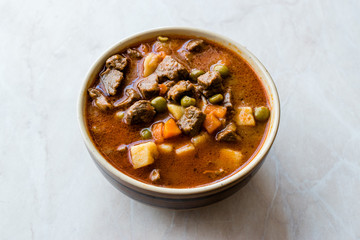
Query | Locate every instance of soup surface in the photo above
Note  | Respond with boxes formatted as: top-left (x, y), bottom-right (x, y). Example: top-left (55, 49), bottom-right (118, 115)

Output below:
top-left (86, 36), bottom-right (270, 188)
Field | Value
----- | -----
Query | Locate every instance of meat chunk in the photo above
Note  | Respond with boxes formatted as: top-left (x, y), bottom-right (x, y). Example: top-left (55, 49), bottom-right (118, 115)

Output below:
top-left (113, 88), bottom-right (140, 108)
top-left (167, 80), bottom-right (195, 102)
top-left (127, 48), bottom-right (143, 58)
top-left (88, 88), bottom-right (112, 111)
top-left (100, 68), bottom-right (124, 96)
top-left (105, 54), bottom-right (128, 71)
top-left (137, 74), bottom-right (160, 99)
top-left (123, 100), bottom-right (156, 125)
top-left (185, 39), bottom-right (204, 52)
top-left (215, 122), bottom-right (239, 142)
top-left (155, 56), bottom-right (188, 82)
top-left (197, 71), bottom-right (224, 97)
top-left (177, 106), bottom-right (205, 137)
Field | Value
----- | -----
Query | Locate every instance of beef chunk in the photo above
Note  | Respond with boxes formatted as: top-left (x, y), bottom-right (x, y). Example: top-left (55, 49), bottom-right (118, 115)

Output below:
top-left (155, 56), bottom-right (188, 82)
top-left (127, 48), bottom-right (143, 58)
top-left (100, 68), bottom-right (124, 96)
top-left (177, 106), bottom-right (205, 137)
top-left (223, 88), bottom-right (232, 110)
top-left (163, 80), bottom-right (175, 89)
top-left (197, 71), bottom-right (224, 97)
top-left (124, 100), bottom-right (156, 125)
top-left (105, 54), bottom-right (128, 71)
top-left (113, 88), bottom-right (141, 108)
top-left (215, 122), bottom-right (239, 142)
top-left (88, 88), bottom-right (112, 111)
top-left (185, 39), bottom-right (204, 52)
top-left (167, 80), bottom-right (195, 102)
top-left (137, 74), bottom-right (160, 99)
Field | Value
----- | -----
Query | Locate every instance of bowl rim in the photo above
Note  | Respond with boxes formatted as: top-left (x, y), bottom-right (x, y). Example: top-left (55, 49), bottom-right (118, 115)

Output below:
top-left (77, 26), bottom-right (280, 196)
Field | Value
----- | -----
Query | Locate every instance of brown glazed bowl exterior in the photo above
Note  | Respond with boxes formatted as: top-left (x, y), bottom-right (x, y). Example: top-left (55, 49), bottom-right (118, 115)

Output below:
top-left (78, 27), bottom-right (280, 209)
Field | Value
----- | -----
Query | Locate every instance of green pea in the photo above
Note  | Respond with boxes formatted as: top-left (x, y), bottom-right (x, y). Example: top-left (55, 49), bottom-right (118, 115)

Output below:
top-left (181, 96), bottom-right (196, 107)
top-left (151, 96), bottom-right (167, 113)
top-left (209, 94), bottom-right (224, 104)
top-left (115, 111), bottom-right (125, 120)
top-left (157, 36), bottom-right (169, 42)
top-left (140, 128), bottom-right (152, 139)
top-left (254, 106), bottom-right (270, 121)
top-left (214, 65), bottom-right (229, 78)
top-left (190, 69), bottom-right (205, 81)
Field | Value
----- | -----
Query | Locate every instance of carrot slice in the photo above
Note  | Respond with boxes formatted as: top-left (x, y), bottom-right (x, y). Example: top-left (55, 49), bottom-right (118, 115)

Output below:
top-left (203, 113), bottom-right (222, 134)
top-left (204, 105), bottom-right (227, 118)
top-left (152, 122), bottom-right (164, 143)
top-left (159, 84), bottom-right (168, 95)
top-left (163, 118), bottom-right (182, 139)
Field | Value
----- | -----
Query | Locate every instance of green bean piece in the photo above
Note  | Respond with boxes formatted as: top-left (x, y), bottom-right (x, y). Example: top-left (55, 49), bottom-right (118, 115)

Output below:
top-left (151, 96), bottom-right (167, 113)
top-left (208, 94), bottom-right (224, 104)
top-left (115, 111), bottom-right (125, 120)
top-left (254, 106), bottom-right (270, 121)
top-left (214, 65), bottom-right (229, 78)
top-left (157, 36), bottom-right (169, 42)
top-left (140, 128), bottom-right (152, 139)
top-left (190, 69), bottom-right (205, 81)
top-left (180, 96), bottom-right (196, 107)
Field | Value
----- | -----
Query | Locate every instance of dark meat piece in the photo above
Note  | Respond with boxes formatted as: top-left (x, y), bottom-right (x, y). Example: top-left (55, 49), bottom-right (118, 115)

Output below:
top-left (113, 88), bottom-right (141, 108)
top-left (197, 71), bottom-right (224, 97)
top-left (167, 80), bottom-right (195, 102)
top-left (177, 106), bottom-right (205, 137)
top-left (123, 100), bottom-right (156, 125)
top-left (155, 56), bottom-right (188, 82)
top-left (88, 88), bottom-right (112, 111)
top-left (215, 122), bottom-right (239, 142)
top-left (105, 54), bottom-right (128, 71)
top-left (185, 39), bottom-right (204, 52)
top-left (127, 48), bottom-right (143, 58)
top-left (100, 68), bottom-right (124, 96)
top-left (163, 80), bottom-right (175, 89)
top-left (223, 88), bottom-right (232, 110)
top-left (137, 74), bottom-right (160, 99)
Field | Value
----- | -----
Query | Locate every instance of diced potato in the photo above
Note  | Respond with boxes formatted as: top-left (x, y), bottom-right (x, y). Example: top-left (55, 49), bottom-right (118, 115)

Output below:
top-left (143, 53), bottom-right (163, 77)
top-left (149, 169), bottom-right (160, 182)
top-left (191, 131), bottom-right (210, 147)
top-left (130, 142), bottom-right (159, 169)
top-left (218, 148), bottom-right (244, 169)
top-left (175, 143), bottom-right (195, 157)
top-left (167, 104), bottom-right (185, 120)
top-left (234, 107), bottom-right (255, 126)
top-left (157, 143), bottom-right (173, 154)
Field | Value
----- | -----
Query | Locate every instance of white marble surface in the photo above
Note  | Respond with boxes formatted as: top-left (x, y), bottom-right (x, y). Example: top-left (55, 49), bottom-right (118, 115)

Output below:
top-left (1, 0), bottom-right (359, 239)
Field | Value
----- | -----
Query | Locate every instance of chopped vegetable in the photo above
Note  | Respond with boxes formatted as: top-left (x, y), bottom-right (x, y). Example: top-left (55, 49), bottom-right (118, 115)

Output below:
top-left (213, 65), bottom-right (229, 78)
top-left (191, 131), bottom-right (210, 146)
top-left (175, 143), bottom-right (195, 157)
top-left (157, 36), bottom-right (169, 42)
top-left (203, 113), bottom-right (222, 134)
top-left (167, 103), bottom-right (185, 120)
top-left (235, 107), bottom-right (255, 126)
top-left (115, 111), bottom-right (125, 120)
top-left (152, 122), bottom-right (164, 143)
top-left (149, 169), bottom-right (161, 181)
top-left (218, 148), bottom-right (244, 168)
top-left (254, 106), bottom-right (270, 121)
top-left (140, 128), bottom-right (152, 139)
top-left (159, 84), bottom-right (168, 95)
top-left (208, 94), bottom-right (224, 104)
top-left (130, 142), bottom-right (159, 169)
top-left (151, 96), bottom-right (167, 113)
top-left (143, 53), bottom-right (163, 77)
top-left (190, 69), bottom-right (205, 81)
top-left (204, 105), bottom-right (227, 118)
top-left (157, 143), bottom-right (173, 154)
top-left (163, 118), bottom-right (182, 139)
top-left (180, 96), bottom-right (196, 107)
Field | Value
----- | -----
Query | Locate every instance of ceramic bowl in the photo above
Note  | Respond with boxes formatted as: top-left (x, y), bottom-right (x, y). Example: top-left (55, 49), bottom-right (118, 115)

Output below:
top-left (78, 27), bottom-right (280, 209)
